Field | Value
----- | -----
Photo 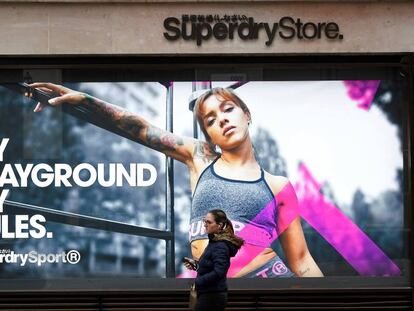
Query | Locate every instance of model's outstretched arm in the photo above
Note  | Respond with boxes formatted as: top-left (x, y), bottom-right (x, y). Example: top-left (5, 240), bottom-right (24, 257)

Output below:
top-left (29, 83), bottom-right (216, 165)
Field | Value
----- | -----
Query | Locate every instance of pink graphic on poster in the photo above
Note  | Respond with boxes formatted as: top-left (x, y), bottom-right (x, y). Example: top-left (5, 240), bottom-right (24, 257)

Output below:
top-left (343, 80), bottom-right (380, 110)
top-left (295, 163), bottom-right (400, 276)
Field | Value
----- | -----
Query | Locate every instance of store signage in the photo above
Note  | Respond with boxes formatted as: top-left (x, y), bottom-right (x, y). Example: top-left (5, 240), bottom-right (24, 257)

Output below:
top-left (163, 15), bottom-right (343, 46)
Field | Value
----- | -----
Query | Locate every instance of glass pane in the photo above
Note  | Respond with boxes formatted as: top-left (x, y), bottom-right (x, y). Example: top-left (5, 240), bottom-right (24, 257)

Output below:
top-left (0, 82), bottom-right (167, 230)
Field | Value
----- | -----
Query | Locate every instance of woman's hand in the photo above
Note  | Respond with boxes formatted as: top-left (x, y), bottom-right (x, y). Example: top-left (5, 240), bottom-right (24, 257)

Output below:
top-left (182, 257), bottom-right (198, 271)
top-left (28, 83), bottom-right (85, 112)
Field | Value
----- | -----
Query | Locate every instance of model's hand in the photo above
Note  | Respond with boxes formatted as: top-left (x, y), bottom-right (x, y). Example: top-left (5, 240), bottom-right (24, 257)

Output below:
top-left (28, 82), bottom-right (85, 112)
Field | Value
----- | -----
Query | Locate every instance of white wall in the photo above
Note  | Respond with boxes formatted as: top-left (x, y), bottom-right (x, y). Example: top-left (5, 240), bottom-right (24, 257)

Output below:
top-left (0, 1), bottom-right (413, 55)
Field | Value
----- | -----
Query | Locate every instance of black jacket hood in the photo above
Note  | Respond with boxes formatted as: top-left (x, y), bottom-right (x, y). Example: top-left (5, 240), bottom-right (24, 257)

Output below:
top-left (208, 232), bottom-right (243, 257)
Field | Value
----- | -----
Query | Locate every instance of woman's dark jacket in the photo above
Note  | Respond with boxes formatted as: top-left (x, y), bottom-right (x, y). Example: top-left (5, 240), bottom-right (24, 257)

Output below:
top-left (195, 233), bottom-right (240, 294)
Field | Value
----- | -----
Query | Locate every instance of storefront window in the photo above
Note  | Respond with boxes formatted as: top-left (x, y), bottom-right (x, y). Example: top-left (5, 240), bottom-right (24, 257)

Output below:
top-left (0, 62), bottom-right (410, 287)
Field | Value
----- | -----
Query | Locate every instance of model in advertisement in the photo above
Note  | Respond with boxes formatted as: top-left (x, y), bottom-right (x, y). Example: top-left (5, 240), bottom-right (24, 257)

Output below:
top-left (28, 83), bottom-right (323, 278)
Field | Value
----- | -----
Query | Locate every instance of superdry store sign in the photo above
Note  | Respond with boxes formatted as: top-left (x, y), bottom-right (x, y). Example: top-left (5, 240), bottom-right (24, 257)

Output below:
top-left (163, 15), bottom-right (344, 46)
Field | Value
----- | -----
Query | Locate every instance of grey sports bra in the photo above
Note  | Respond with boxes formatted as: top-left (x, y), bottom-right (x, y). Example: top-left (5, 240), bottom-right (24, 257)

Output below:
top-left (190, 157), bottom-right (279, 247)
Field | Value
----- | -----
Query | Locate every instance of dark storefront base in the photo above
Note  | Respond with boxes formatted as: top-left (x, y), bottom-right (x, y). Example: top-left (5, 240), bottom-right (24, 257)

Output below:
top-left (0, 288), bottom-right (411, 310)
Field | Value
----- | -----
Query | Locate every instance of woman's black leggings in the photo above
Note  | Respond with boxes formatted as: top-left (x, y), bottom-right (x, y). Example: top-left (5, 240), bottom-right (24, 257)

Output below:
top-left (195, 292), bottom-right (228, 311)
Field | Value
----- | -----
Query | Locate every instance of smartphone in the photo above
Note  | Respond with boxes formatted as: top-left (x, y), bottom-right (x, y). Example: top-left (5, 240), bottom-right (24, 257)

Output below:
top-left (182, 257), bottom-right (197, 270)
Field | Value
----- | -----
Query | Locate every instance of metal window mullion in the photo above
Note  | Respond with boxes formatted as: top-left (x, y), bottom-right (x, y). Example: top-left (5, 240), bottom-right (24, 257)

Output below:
top-left (165, 82), bottom-right (175, 277)
top-left (191, 82), bottom-right (212, 139)
top-left (3, 200), bottom-right (172, 240)
top-left (405, 58), bottom-right (414, 294)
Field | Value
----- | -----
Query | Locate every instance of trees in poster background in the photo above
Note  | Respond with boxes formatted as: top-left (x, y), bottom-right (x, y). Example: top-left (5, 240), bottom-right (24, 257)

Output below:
top-left (344, 79), bottom-right (404, 259)
top-left (247, 80), bottom-right (403, 276)
top-left (294, 80), bottom-right (404, 275)
top-left (344, 79), bottom-right (404, 143)
top-left (0, 83), bottom-right (167, 278)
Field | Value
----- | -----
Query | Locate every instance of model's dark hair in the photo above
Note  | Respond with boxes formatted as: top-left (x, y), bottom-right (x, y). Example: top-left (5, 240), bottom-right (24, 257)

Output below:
top-left (208, 209), bottom-right (244, 249)
top-left (194, 87), bottom-right (251, 149)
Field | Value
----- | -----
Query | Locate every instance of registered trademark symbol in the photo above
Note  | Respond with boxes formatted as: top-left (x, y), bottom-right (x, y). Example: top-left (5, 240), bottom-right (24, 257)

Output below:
top-left (66, 250), bottom-right (81, 264)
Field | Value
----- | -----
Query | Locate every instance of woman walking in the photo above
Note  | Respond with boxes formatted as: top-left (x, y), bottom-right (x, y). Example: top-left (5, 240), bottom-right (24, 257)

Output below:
top-left (184, 209), bottom-right (243, 311)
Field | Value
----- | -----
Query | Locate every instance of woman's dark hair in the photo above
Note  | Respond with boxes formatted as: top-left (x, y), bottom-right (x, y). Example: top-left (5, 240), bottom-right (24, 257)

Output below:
top-left (194, 87), bottom-right (251, 149)
top-left (208, 209), bottom-right (244, 249)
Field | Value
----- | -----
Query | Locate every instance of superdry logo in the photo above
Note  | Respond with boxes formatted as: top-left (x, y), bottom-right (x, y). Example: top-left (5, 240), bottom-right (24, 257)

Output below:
top-left (163, 15), bottom-right (344, 46)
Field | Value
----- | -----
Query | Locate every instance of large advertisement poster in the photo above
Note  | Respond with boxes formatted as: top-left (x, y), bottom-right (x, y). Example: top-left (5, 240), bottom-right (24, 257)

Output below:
top-left (0, 78), bottom-right (407, 281)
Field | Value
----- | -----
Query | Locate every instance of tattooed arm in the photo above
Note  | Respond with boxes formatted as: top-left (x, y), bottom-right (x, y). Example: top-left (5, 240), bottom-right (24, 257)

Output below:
top-left (266, 175), bottom-right (323, 277)
top-left (279, 216), bottom-right (324, 277)
top-left (29, 83), bottom-right (213, 164)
